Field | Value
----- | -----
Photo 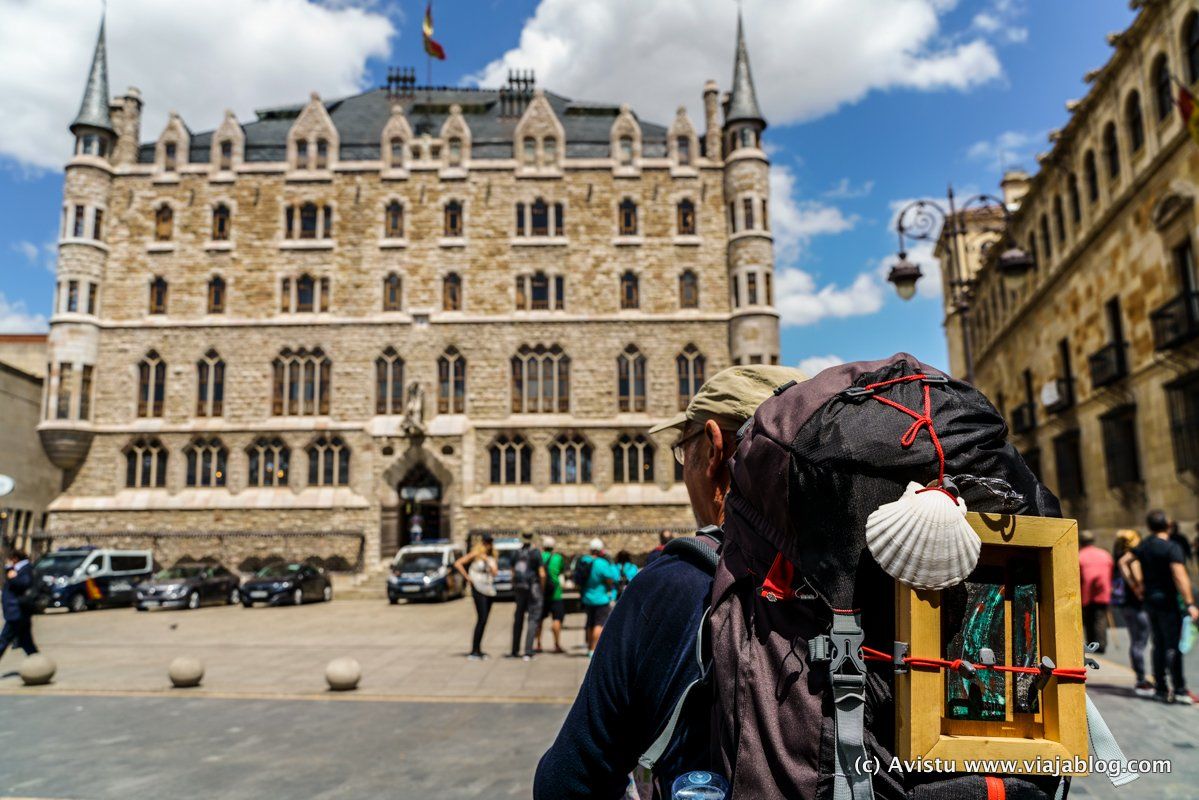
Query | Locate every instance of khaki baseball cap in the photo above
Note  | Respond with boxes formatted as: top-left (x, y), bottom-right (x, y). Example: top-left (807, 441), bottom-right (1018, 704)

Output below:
top-left (649, 364), bottom-right (807, 436)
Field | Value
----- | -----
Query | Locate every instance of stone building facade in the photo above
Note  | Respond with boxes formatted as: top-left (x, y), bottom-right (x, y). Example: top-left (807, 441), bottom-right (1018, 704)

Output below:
top-left (37, 15), bottom-right (780, 571)
top-left (944, 0), bottom-right (1199, 542)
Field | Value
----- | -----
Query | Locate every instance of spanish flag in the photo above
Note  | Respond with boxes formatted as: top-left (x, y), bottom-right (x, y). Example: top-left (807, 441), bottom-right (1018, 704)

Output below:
top-left (1179, 85), bottom-right (1199, 146)
top-left (84, 577), bottom-right (103, 601)
top-left (423, 3), bottom-right (446, 61)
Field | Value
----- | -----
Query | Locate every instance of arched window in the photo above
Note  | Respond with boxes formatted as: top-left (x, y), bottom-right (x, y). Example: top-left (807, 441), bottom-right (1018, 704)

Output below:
top-left (184, 437), bottom-right (227, 488)
top-left (137, 350), bottom-right (166, 418)
top-left (618, 198), bottom-right (638, 235)
top-left (620, 271), bottom-right (639, 309)
top-left (1039, 215), bottom-right (1053, 263)
top-left (677, 199), bottom-right (696, 235)
top-left (443, 272), bottom-right (462, 311)
top-left (149, 276), bottom-right (168, 314)
top-left (1125, 91), bottom-right (1145, 153)
top-left (1067, 175), bottom-right (1081, 224)
top-left (543, 137), bottom-right (557, 166)
top-left (207, 275), bottom-right (226, 314)
top-left (295, 137), bottom-right (309, 168)
top-left (154, 205), bottom-right (173, 241)
top-left (280, 273), bottom-right (329, 314)
top-left (315, 138), bottom-right (329, 170)
top-left (617, 344), bottom-right (647, 413)
top-left (554, 202), bottom-right (565, 236)
top-left (271, 347), bottom-right (331, 416)
top-left (1084, 150), bottom-right (1099, 204)
top-left (196, 349), bottom-right (224, 417)
top-left (389, 137), bottom-right (405, 166)
top-left (1053, 195), bottom-right (1066, 244)
top-left (383, 272), bottom-right (402, 312)
top-left (617, 135), bottom-right (634, 165)
top-left (489, 435), bottom-right (531, 485)
top-left (307, 435), bottom-right (349, 486)
top-left (297, 274), bottom-right (315, 312)
top-left (676, 136), bottom-right (691, 165)
top-left (124, 438), bottom-right (167, 488)
top-left (1153, 54), bottom-right (1173, 122)
top-left (1102, 122), bottom-right (1120, 180)
top-left (385, 201), bottom-right (404, 238)
top-left (613, 433), bottom-right (654, 484)
top-left (55, 362), bottom-right (73, 419)
top-left (375, 347), bottom-right (404, 415)
top-left (299, 202), bottom-right (319, 239)
top-left (679, 270), bottom-right (699, 309)
top-left (438, 346), bottom-right (466, 414)
top-left (1028, 234), bottom-right (1038, 271)
top-left (447, 137), bottom-right (463, 166)
top-left (522, 137), bottom-right (536, 165)
top-left (247, 437), bottom-right (290, 487)
top-left (212, 203), bottom-right (231, 241)
top-left (550, 433), bottom-right (592, 485)
top-left (163, 142), bottom-right (177, 172)
top-left (531, 198), bottom-right (549, 236)
top-left (676, 344), bottom-right (706, 410)
top-left (219, 140), bottom-right (233, 171)
top-left (1186, 12), bottom-right (1199, 84)
top-left (444, 200), bottom-right (464, 237)
top-left (511, 344), bottom-right (570, 413)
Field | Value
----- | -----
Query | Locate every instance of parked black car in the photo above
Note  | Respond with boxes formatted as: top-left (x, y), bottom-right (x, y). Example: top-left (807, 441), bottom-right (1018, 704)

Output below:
top-left (135, 563), bottom-right (241, 611)
top-left (241, 562), bottom-right (332, 607)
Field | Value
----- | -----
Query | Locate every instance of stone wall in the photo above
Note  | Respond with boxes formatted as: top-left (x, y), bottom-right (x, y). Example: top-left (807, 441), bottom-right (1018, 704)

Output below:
top-left (0, 361), bottom-right (63, 552)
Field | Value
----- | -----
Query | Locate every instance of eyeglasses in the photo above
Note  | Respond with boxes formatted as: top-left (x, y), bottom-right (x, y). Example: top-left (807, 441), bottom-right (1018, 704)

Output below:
top-left (672, 427), bottom-right (705, 466)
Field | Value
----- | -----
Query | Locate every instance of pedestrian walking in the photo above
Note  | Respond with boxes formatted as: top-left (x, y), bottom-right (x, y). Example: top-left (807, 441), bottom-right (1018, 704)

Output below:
top-left (508, 533), bottom-right (545, 661)
top-left (536, 536), bottom-right (566, 655)
top-left (1119, 510), bottom-right (1199, 704)
top-left (453, 534), bottom-right (498, 661)
top-left (614, 550), bottom-right (639, 599)
top-left (576, 538), bottom-right (618, 657)
top-left (0, 548), bottom-right (38, 664)
top-left (1113, 529), bottom-right (1153, 696)
top-left (1078, 530), bottom-right (1113, 653)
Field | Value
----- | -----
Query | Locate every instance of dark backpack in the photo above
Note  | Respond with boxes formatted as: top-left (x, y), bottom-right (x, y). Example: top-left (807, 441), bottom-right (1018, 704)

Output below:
top-left (512, 546), bottom-right (539, 589)
top-left (571, 556), bottom-right (594, 593)
top-left (639, 354), bottom-right (1135, 800)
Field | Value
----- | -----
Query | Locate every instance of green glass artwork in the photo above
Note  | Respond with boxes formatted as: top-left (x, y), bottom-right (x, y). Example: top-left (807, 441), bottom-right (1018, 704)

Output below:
top-left (943, 567), bottom-right (1006, 721)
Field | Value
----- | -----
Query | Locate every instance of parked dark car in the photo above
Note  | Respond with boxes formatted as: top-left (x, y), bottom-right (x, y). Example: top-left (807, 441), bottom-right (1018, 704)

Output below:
top-left (135, 563), bottom-right (241, 610)
top-left (387, 542), bottom-right (465, 603)
top-left (241, 562), bottom-right (332, 607)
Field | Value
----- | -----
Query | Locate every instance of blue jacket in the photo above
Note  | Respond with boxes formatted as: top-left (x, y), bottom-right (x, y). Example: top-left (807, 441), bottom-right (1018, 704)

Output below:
top-left (2, 561), bottom-right (34, 622)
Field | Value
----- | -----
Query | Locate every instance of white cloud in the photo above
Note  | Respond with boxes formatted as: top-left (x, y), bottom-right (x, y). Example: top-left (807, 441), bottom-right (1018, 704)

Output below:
top-left (824, 178), bottom-right (875, 199)
top-left (11, 241), bottom-right (38, 264)
top-left (469, 0), bottom-right (1003, 130)
top-left (770, 165), bottom-right (857, 268)
top-left (0, 0), bottom-right (395, 170)
top-left (0, 292), bottom-right (48, 333)
top-left (966, 129), bottom-right (1046, 173)
top-left (797, 354), bottom-right (845, 376)
top-left (775, 268), bottom-right (886, 328)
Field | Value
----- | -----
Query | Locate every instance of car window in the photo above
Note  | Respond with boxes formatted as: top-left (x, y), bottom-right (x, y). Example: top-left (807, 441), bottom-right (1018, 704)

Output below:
top-left (111, 555), bottom-right (147, 573)
top-left (85, 553), bottom-right (109, 573)
top-left (34, 552), bottom-right (89, 576)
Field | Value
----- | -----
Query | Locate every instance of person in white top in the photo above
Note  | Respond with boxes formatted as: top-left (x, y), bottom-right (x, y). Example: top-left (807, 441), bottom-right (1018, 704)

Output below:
top-left (454, 534), bottom-right (498, 660)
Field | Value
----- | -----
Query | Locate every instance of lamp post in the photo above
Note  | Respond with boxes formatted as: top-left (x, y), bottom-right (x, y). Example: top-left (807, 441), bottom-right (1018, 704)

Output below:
top-left (888, 185), bottom-right (1034, 385)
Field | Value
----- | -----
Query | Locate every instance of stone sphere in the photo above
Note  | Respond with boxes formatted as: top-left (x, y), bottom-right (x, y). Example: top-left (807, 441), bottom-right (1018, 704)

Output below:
top-left (168, 656), bottom-right (204, 688)
top-left (325, 657), bottom-right (361, 691)
top-left (19, 654), bottom-right (56, 686)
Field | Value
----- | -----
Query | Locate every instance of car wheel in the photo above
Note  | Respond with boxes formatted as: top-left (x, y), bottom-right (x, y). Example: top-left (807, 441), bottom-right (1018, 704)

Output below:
top-left (68, 593), bottom-right (87, 613)
top-left (242, 600), bottom-right (253, 609)
top-left (187, 591), bottom-right (201, 610)
top-left (292, 587), bottom-right (303, 606)
top-left (322, 584), bottom-right (332, 603)
top-left (388, 595), bottom-right (399, 605)
top-left (228, 587), bottom-right (241, 605)
top-left (136, 604), bottom-right (147, 612)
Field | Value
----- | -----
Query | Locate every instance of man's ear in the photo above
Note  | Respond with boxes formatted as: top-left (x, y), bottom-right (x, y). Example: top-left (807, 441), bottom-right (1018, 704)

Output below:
top-left (704, 418), bottom-right (725, 478)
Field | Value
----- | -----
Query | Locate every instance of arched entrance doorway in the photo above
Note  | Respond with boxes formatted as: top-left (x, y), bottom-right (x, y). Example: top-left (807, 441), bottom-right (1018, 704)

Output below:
top-left (398, 463), bottom-right (443, 546)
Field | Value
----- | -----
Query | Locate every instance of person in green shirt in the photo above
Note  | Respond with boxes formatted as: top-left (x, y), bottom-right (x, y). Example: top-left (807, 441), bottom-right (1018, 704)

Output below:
top-left (536, 535), bottom-right (567, 654)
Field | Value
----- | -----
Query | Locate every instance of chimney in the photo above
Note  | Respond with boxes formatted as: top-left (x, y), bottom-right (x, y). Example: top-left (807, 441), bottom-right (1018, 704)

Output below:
top-left (703, 80), bottom-right (720, 159)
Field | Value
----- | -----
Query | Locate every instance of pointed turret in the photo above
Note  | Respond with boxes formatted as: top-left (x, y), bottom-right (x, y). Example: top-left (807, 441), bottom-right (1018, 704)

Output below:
top-left (71, 15), bottom-right (114, 137)
top-left (725, 11), bottom-right (765, 129)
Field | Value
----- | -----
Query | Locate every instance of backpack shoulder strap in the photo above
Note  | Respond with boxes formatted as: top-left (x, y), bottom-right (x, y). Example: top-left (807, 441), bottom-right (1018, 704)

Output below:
top-left (660, 524), bottom-right (722, 575)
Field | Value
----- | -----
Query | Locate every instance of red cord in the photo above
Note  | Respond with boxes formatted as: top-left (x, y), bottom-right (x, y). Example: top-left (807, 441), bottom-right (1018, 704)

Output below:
top-left (861, 374), bottom-right (946, 486)
top-left (860, 645), bottom-right (1087, 681)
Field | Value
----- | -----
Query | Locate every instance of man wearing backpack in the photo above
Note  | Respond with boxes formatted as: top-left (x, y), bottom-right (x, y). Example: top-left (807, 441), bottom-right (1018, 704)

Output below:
top-left (578, 538), bottom-right (619, 657)
top-left (509, 532), bottom-right (545, 661)
top-left (536, 536), bottom-right (567, 654)
top-left (535, 364), bottom-right (803, 798)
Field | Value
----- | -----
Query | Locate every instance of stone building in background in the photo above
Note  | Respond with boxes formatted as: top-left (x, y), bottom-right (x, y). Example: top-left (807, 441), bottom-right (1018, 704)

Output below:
top-left (37, 13), bottom-right (780, 572)
top-left (943, 0), bottom-right (1199, 542)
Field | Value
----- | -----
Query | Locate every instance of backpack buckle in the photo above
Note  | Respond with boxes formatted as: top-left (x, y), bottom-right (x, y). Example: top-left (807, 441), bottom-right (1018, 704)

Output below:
top-left (827, 611), bottom-right (867, 681)
top-left (808, 634), bottom-right (831, 663)
top-left (839, 386), bottom-right (875, 402)
top-left (921, 374), bottom-right (949, 385)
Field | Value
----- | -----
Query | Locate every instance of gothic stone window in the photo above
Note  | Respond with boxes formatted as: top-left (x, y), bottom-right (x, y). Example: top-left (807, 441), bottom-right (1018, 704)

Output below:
top-left (1166, 372), bottom-right (1199, 473)
top-left (1103, 122), bottom-right (1120, 180)
top-left (677, 199), bottom-right (696, 235)
top-left (618, 135), bottom-right (634, 165)
top-left (543, 137), bottom-right (557, 166)
top-left (137, 350), bottom-right (166, 418)
top-left (550, 433), bottom-right (592, 485)
top-left (444, 200), bottom-right (464, 237)
top-left (613, 433), bottom-right (654, 484)
top-left (149, 276), bottom-right (168, 315)
top-left (1154, 54), bottom-right (1173, 122)
top-left (447, 137), bottom-right (463, 166)
top-left (438, 346), bottom-right (466, 414)
top-left (516, 272), bottom-right (564, 311)
top-left (185, 437), bottom-right (227, 488)
top-left (79, 364), bottom-right (93, 421)
top-left (281, 274), bottom-right (330, 313)
top-left (522, 137), bottom-right (536, 165)
top-left (383, 272), bottom-right (402, 312)
top-left (247, 437), bottom-right (290, 487)
top-left (154, 204), bottom-right (173, 241)
top-left (124, 438), bottom-right (168, 488)
top-left (315, 139), bottom-right (329, 170)
top-left (285, 202), bottom-right (333, 240)
top-left (196, 349), bottom-right (224, 417)
top-left (1039, 215), bottom-right (1053, 263)
top-left (93, 208), bottom-right (104, 241)
top-left (743, 197), bottom-right (755, 230)
top-left (164, 142), bottom-right (177, 172)
top-left (67, 280), bottom-right (78, 313)
top-left (1126, 91), bottom-right (1145, 154)
top-left (72, 204), bottom-right (85, 238)
top-left (1187, 11), bottom-right (1199, 84)
top-left (307, 435), bottom-right (350, 486)
top-left (676, 136), bottom-right (691, 165)
top-left (1053, 196), bottom-right (1066, 245)
top-left (376, 347), bottom-right (405, 415)
top-left (676, 344), bottom-right (706, 411)
top-left (385, 201), bottom-right (404, 238)
top-left (679, 270), bottom-right (699, 309)
top-left (618, 198), bottom-right (638, 236)
top-left (1084, 151), bottom-right (1099, 204)
top-left (207, 276), bottom-right (226, 314)
top-left (443, 272), bottom-right (462, 311)
top-left (617, 344), bottom-right (647, 412)
top-left (55, 363), bottom-right (72, 420)
top-left (620, 271), bottom-right (639, 310)
top-left (489, 434), bottom-right (531, 485)
top-left (1100, 405), bottom-right (1141, 488)
top-left (272, 347), bottom-right (331, 416)
top-left (212, 203), bottom-right (231, 241)
top-left (219, 140), bottom-right (233, 171)
top-left (511, 344), bottom-right (570, 413)
top-left (1068, 176), bottom-right (1081, 224)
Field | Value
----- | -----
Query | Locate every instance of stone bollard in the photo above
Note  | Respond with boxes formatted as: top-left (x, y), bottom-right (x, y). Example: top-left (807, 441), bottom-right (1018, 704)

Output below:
top-left (325, 657), bottom-right (361, 691)
top-left (19, 654), bottom-right (55, 686)
top-left (168, 656), bottom-right (204, 688)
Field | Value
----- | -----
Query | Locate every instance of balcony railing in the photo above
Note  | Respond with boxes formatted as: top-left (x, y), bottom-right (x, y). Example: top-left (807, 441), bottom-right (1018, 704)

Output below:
top-left (1042, 377), bottom-right (1074, 415)
top-left (1011, 402), bottom-right (1037, 435)
top-left (1150, 290), bottom-right (1199, 351)
top-left (1088, 341), bottom-right (1127, 389)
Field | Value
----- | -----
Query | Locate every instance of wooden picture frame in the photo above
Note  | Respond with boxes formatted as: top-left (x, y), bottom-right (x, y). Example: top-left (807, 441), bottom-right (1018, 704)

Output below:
top-left (894, 513), bottom-right (1088, 772)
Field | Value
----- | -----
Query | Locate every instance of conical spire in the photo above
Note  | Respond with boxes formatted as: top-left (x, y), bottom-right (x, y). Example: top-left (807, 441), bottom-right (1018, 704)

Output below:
top-left (725, 11), bottom-right (765, 128)
top-left (71, 14), bottom-right (114, 135)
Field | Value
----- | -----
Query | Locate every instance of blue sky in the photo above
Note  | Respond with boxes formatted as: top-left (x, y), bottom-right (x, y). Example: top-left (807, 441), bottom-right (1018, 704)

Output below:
top-left (0, 0), bottom-right (1137, 375)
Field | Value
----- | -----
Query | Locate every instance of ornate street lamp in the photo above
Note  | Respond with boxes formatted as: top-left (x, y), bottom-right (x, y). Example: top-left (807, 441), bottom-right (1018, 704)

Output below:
top-left (887, 253), bottom-right (923, 301)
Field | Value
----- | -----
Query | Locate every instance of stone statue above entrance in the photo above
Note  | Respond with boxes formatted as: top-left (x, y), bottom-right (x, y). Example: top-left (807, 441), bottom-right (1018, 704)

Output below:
top-left (401, 380), bottom-right (426, 437)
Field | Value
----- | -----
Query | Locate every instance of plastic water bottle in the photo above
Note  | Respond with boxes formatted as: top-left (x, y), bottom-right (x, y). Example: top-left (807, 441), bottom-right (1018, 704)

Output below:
top-left (671, 771), bottom-right (730, 799)
top-left (1181, 616), bottom-right (1197, 655)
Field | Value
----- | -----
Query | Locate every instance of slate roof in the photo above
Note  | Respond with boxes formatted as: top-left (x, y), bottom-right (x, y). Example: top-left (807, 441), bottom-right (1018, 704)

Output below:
top-left (137, 87), bottom-right (670, 164)
top-left (72, 17), bottom-right (114, 135)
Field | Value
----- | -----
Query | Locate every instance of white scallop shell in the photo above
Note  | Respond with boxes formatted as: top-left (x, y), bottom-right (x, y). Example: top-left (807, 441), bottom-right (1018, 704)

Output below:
top-left (865, 481), bottom-right (981, 590)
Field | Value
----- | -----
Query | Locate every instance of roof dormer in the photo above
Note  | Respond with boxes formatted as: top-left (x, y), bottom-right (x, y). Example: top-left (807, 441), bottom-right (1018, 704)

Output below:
top-left (210, 110), bottom-right (245, 175)
top-left (287, 92), bottom-right (339, 173)
top-left (610, 105), bottom-right (642, 176)
top-left (381, 103), bottom-right (413, 175)
top-left (514, 90), bottom-right (566, 176)
top-left (439, 104), bottom-right (471, 176)
top-left (155, 112), bottom-right (190, 177)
